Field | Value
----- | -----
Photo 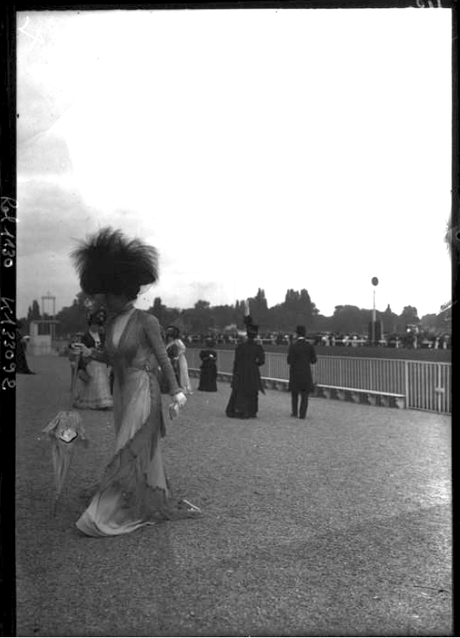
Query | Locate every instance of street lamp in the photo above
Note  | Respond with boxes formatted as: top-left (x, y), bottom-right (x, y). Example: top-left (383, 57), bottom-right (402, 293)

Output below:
top-left (371, 277), bottom-right (379, 345)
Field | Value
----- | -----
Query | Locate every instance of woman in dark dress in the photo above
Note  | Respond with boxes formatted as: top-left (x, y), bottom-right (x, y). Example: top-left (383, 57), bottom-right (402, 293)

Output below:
top-left (165, 326), bottom-right (181, 386)
top-left (16, 321), bottom-right (34, 374)
top-left (198, 338), bottom-right (218, 392)
top-left (226, 316), bottom-right (265, 419)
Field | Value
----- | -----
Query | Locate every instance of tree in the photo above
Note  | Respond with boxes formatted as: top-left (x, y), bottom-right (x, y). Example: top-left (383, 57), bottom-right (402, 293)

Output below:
top-left (253, 288), bottom-right (268, 323)
top-left (54, 292), bottom-right (92, 337)
top-left (299, 288), bottom-right (319, 328)
top-left (382, 304), bottom-right (398, 335)
top-left (330, 305), bottom-right (370, 334)
top-left (149, 298), bottom-right (182, 331)
top-left (188, 300), bottom-right (212, 333)
top-left (150, 297), bottom-right (166, 326)
top-left (398, 306), bottom-right (420, 331)
top-left (25, 300), bottom-right (41, 331)
top-left (264, 288), bottom-right (319, 333)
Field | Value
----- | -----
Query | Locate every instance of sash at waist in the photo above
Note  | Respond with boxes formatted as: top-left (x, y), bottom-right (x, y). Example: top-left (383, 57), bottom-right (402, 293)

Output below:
top-left (127, 362), bottom-right (160, 377)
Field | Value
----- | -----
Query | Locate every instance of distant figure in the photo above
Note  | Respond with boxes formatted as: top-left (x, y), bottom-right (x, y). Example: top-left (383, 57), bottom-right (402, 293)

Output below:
top-left (198, 338), bottom-right (218, 392)
top-left (164, 327), bottom-right (180, 386)
top-left (165, 326), bottom-right (193, 394)
top-left (73, 312), bottom-right (112, 410)
top-left (16, 320), bottom-right (35, 374)
top-left (287, 325), bottom-right (317, 420)
top-left (226, 315), bottom-right (265, 419)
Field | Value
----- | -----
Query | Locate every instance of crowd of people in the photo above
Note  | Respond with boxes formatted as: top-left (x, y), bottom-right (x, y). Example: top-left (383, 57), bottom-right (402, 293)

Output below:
top-left (182, 330), bottom-right (451, 350)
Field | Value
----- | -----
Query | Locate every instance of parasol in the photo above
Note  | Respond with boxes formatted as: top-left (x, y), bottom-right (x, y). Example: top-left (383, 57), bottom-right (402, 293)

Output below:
top-left (42, 350), bottom-right (88, 515)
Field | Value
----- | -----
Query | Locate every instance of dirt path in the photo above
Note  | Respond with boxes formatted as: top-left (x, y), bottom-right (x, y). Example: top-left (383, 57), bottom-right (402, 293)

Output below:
top-left (15, 355), bottom-right (451, 637)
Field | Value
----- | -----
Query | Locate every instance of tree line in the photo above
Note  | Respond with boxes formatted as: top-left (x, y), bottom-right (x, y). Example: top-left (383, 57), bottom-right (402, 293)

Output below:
top-left (19, 287), bottom-right (450, 339)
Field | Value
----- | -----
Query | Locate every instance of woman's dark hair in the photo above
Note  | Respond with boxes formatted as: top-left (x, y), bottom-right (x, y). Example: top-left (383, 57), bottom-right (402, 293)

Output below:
top-left (166, 325), bottom-right (180, 339)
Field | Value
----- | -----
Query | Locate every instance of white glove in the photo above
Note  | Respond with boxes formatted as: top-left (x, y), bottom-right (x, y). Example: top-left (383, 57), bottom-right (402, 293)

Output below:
top-left (173, 391), bottom-right (187, 408)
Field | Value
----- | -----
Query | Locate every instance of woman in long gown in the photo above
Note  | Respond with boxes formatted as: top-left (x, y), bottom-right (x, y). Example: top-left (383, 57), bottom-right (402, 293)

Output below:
top-left (71, 227), bottom-right (200, 537)
top-left (16, 321), bottom-right (34, 374)
top-left (73, 313), bottom-right (112, 410)
top-left (165, 326), bottom-right (193, 395)
top-left (226, 316), bottom-right (265, 419)
top-left (198, 339), bottom-right (218, 392)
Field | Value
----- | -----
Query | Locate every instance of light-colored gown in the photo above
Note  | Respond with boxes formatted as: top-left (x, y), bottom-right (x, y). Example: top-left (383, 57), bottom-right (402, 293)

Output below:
top-left (73, 331), bottom-right (112, 410)
top-left (76, 308), bottom-right (198, 537)
top-left (175, 338), bottom-right (193, 394)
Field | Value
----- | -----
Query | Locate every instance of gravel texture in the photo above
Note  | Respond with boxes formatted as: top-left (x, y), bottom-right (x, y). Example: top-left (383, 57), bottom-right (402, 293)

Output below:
top-left (16, 356), bottom-right (452, 637)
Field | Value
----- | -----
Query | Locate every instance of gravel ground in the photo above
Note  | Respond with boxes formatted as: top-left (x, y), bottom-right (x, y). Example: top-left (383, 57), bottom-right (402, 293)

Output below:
top-left (16, 356), bottom-right (452, 637)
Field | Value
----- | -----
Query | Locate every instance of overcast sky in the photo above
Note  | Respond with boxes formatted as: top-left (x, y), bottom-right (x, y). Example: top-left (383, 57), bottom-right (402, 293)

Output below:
top-left (16, 8), bottom-right (452, 321)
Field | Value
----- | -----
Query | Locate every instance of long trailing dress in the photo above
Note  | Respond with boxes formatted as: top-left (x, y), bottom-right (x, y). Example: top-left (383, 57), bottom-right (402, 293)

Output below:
top-left (226, 338), bottom-right (265, 418)
top-left (76, 307), bottom-right (199, 537)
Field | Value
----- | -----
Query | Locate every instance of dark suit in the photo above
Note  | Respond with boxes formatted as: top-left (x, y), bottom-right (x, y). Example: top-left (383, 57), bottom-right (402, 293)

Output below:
top-left (226, 338), bottom-right (265, 418)
top-left (287, 338), bottom-right (317, 418)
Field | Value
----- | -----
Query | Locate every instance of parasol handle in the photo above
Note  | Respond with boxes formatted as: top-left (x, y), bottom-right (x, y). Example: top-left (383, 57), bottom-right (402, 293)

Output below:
top-left (69, 350), bottom-right (81, 408)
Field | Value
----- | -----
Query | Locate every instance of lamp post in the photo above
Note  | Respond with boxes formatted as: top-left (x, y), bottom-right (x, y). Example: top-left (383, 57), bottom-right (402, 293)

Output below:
top-left (371, 277), bottom-right (379, 345)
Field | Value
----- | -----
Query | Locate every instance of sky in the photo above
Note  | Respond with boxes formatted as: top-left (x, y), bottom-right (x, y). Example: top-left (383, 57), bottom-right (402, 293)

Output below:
top-left (16, 7), bottom-right (452, 322)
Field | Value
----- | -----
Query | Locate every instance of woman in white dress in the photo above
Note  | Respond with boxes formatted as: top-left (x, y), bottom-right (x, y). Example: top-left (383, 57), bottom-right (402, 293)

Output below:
top-left (71, 227), bottom-right (200, 537)
top-left (165, 326), bottom-right (193, 395)
top-left (73, 313), bottom-right (112, 410)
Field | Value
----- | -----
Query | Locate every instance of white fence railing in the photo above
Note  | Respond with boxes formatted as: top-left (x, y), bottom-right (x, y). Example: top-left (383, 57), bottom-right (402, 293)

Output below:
top-left (186, 349), bottom-right (451, 415)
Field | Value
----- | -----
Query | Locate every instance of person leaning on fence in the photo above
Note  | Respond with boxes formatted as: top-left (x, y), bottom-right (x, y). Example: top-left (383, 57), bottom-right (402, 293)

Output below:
top-left (287, 325), bottom-right (317, 420)
top-left (226, 315), bottom-right (265, 419)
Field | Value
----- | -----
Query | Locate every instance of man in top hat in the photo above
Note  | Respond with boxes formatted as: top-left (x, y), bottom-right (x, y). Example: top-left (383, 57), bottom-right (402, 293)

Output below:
top-left (287, 325), bottom-right (317, 419)
top-left (226, 313), bottom-right (265, 419)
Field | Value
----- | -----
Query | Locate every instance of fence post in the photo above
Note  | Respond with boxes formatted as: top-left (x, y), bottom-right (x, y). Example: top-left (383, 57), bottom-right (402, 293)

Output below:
top-left (404, 360), bottom-right (409, 409)
top-left (436, 363), bottom-right (442, 413)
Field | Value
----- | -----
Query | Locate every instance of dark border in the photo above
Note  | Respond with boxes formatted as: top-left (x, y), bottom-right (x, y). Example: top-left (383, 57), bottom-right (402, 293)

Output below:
top-left (1, 2), bottom-right (457, 637)
top-left (451, 4), bottom-right (459, 637)
top-left (0, 4), bottom-right (17, 638)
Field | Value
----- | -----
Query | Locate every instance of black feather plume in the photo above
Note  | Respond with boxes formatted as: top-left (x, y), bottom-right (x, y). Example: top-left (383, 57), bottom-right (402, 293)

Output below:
top-left (71, 227), bottom-right (159, 296)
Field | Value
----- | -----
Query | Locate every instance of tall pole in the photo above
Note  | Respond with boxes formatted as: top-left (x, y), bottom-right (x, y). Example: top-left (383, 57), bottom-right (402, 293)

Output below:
top-left (372, 289), bottom-right (376, 344)
top-left (371, 277), bottom-right (379, 346)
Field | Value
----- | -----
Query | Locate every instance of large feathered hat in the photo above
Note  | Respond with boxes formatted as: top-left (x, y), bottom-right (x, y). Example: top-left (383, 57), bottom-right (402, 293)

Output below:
top-left (71, 227), bottom-right (159, 299)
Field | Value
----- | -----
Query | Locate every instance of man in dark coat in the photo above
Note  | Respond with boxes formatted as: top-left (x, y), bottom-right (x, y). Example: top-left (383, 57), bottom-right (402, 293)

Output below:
top-left (287, 325), bottom-right (317, 419)
top-left (226, 316), bottom-right (265, 419)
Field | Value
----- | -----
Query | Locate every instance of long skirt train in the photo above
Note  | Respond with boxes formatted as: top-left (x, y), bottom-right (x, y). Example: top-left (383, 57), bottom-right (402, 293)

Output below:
top-left (76, 369), bottom-right (199, 537)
